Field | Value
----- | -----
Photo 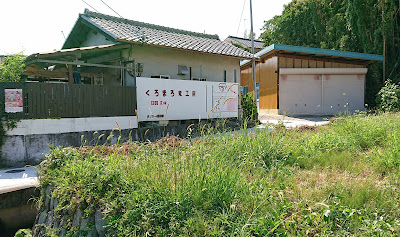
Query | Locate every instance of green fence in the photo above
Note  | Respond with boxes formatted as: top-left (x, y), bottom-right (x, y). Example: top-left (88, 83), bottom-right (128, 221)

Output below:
top-left (0, 82), bottom-right (137, 119)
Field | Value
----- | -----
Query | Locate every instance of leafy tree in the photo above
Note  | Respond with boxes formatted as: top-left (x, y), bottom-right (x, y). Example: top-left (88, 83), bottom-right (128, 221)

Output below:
top-left (0, 53), bottom-right (26, 82)
top-left (260, 15), bottom-right (282, 46)
top-left (260, 0), bottom-right (400, 107)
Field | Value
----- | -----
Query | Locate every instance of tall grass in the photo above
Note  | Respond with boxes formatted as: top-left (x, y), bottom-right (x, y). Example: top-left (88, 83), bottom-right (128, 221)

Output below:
top-left (38, 112), bottom-right (400, 236)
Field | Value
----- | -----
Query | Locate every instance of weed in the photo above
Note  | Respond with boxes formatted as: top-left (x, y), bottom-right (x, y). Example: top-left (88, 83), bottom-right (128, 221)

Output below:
top-left (36, 112), bottom-right (400, 236)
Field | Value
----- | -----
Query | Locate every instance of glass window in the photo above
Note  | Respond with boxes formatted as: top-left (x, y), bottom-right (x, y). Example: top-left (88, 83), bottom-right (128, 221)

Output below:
top-left (224, 70), bottom-right (227, 82)
top-left (256, 83), bottom-right (260, 100)
top-left (241, 86), bottom-right (249, 95)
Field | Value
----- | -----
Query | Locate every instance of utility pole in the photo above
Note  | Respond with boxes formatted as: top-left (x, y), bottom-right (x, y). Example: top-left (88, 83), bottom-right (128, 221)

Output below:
top-left (382, 8), bottom-right (386, 83)
top-left (250, 0), bottom-right (257, 103)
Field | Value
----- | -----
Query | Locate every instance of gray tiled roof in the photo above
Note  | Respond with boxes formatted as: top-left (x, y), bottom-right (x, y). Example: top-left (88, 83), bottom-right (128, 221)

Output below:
top-left (81, 10), bottom-right (254, 59)
top-left (226, 36), bottom-right (264, 49)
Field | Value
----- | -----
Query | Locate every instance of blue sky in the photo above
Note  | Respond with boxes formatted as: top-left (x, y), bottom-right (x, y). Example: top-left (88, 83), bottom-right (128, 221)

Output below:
top-left (0, 0), bottom-right (291, 55)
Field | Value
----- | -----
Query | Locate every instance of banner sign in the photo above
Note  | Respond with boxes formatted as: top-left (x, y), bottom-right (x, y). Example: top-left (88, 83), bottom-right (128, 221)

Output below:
top-left (137, 77), bottom-right (238, 121)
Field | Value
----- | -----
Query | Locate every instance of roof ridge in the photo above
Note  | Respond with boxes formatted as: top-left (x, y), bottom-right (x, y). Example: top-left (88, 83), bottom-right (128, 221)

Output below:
top-left (83, 9), bottom-right (220, 40)
top-left (227, 35), bottom-right (263, 42)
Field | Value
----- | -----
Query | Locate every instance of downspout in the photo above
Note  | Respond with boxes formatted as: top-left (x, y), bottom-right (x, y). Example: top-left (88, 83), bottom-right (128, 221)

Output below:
top-left (120, 52), bottom-right (123, 86)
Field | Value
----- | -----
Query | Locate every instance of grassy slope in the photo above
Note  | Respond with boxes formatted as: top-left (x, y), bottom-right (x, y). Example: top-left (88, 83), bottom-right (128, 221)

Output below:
top-left (39, 113), bottom-right (400, 236)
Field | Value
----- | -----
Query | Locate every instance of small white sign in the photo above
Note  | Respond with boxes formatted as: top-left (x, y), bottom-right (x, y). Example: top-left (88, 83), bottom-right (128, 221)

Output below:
top-left (137, 77), bottom-right (238, 121)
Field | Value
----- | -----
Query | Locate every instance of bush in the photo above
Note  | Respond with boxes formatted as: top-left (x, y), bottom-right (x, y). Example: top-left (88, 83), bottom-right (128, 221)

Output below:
top-left (241, 92), bottom-right (258, 121)
top-left (376, 80), bottom-right (400, 112)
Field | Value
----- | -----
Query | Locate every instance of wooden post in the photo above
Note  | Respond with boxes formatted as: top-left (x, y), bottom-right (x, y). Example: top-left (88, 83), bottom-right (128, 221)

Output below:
top-left (68, 64), bottom-right (73, 84)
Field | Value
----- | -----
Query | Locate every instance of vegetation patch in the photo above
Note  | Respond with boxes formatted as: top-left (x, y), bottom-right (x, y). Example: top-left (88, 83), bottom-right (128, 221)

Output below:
top-left (37, 113), bottom-right (400, 236)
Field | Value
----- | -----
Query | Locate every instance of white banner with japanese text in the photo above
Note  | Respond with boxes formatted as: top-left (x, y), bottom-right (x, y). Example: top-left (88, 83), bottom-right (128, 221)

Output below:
top-left (137, 77), bottom-right (238, 121)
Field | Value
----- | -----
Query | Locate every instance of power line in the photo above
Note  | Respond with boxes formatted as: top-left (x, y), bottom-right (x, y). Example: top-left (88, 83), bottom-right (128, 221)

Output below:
top-left (61, 31), bottom-right (66, 40)
top-left (81, 0), bottom-right (99, 12)
top-left (236, 0), bottom-right (247, 36)
top-left (100, 0), bottom-right (123, 18)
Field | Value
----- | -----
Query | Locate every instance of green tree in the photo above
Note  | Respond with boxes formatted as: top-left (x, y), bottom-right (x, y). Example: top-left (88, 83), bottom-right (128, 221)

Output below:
top-left (0, 53), bottom-right (26, 82)
top-left (260, 0), bottom-right (400, 107)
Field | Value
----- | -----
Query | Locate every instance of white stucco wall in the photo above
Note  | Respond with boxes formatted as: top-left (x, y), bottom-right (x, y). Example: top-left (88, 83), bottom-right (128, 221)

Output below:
top-left (122, 45), bottom-right (240, 83)
top-left (79, 30), bottom-right (241, 83)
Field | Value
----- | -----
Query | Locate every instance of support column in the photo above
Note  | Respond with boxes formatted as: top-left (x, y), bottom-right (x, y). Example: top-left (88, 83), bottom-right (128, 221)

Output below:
top-left (68, 64), bottom-right (73, 84)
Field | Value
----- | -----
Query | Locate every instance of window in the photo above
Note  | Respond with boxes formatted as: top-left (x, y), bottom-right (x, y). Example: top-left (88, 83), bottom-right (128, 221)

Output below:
top-left (224, 70), bottom-right (227, 82)
top-left (178, 65), bottom-right (189, 75)
top-left (256, 82), bottom-right (260, 100)
top-left (234, 69), bottom-right (237, 83)
top-left (241, 86), bottom-right (249, 95)
top-left (91, 77), bottom-right (103, 85)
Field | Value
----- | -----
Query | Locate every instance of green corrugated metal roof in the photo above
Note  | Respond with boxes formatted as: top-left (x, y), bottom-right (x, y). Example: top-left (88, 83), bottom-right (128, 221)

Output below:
top-left (240, 44), bottom-right (384, 67)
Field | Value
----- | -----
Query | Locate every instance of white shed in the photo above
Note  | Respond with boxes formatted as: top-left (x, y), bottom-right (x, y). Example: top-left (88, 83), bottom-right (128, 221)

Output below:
top-left (240, 44), bottom-right (384, 115)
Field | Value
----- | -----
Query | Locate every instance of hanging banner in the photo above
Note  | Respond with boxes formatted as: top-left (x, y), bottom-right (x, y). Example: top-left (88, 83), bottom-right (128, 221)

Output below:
top-left (5, 89), bottom-right (23, 113)
top-left (137, 77), bottom-right (238, 121)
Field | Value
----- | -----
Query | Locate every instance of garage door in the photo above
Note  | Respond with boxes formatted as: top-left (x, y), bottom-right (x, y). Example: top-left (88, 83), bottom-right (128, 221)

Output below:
top-left (279, 68), bottom-right (367, 115)
top-left (323, 74), bottom-right (365, 115)
top-left (279, 74), bottom-right (322, 115)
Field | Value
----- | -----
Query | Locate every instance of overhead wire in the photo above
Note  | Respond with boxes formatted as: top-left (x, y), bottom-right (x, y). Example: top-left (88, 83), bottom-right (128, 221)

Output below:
top-left (100, 0), bottom-right (123, 18)
top-left (81, 0), bottom-right (99, 12)
top-left (236, 0), bottom-right (247, 37)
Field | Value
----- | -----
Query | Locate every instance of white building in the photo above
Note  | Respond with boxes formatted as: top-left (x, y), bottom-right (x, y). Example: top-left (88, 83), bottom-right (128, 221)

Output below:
top-left (49, 9), bottom-right (253, 85)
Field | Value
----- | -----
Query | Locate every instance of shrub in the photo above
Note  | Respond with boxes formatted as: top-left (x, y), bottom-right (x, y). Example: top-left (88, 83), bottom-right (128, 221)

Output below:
top-left (241, 92), bottom-right (258, 121)
top-left (376, 80), bottom-right (400, 112)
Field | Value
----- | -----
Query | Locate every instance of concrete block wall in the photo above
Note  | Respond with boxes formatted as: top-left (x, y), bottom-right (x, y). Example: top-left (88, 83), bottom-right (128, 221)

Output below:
top-left (0, 116), bottom-right (195, 167)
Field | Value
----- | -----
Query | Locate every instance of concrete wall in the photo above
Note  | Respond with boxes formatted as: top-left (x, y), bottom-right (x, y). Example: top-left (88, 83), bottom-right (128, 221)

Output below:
top-left (1, 116), bottom-right (138, 167)
top-left (0, 117), bottom-right (200, 167)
